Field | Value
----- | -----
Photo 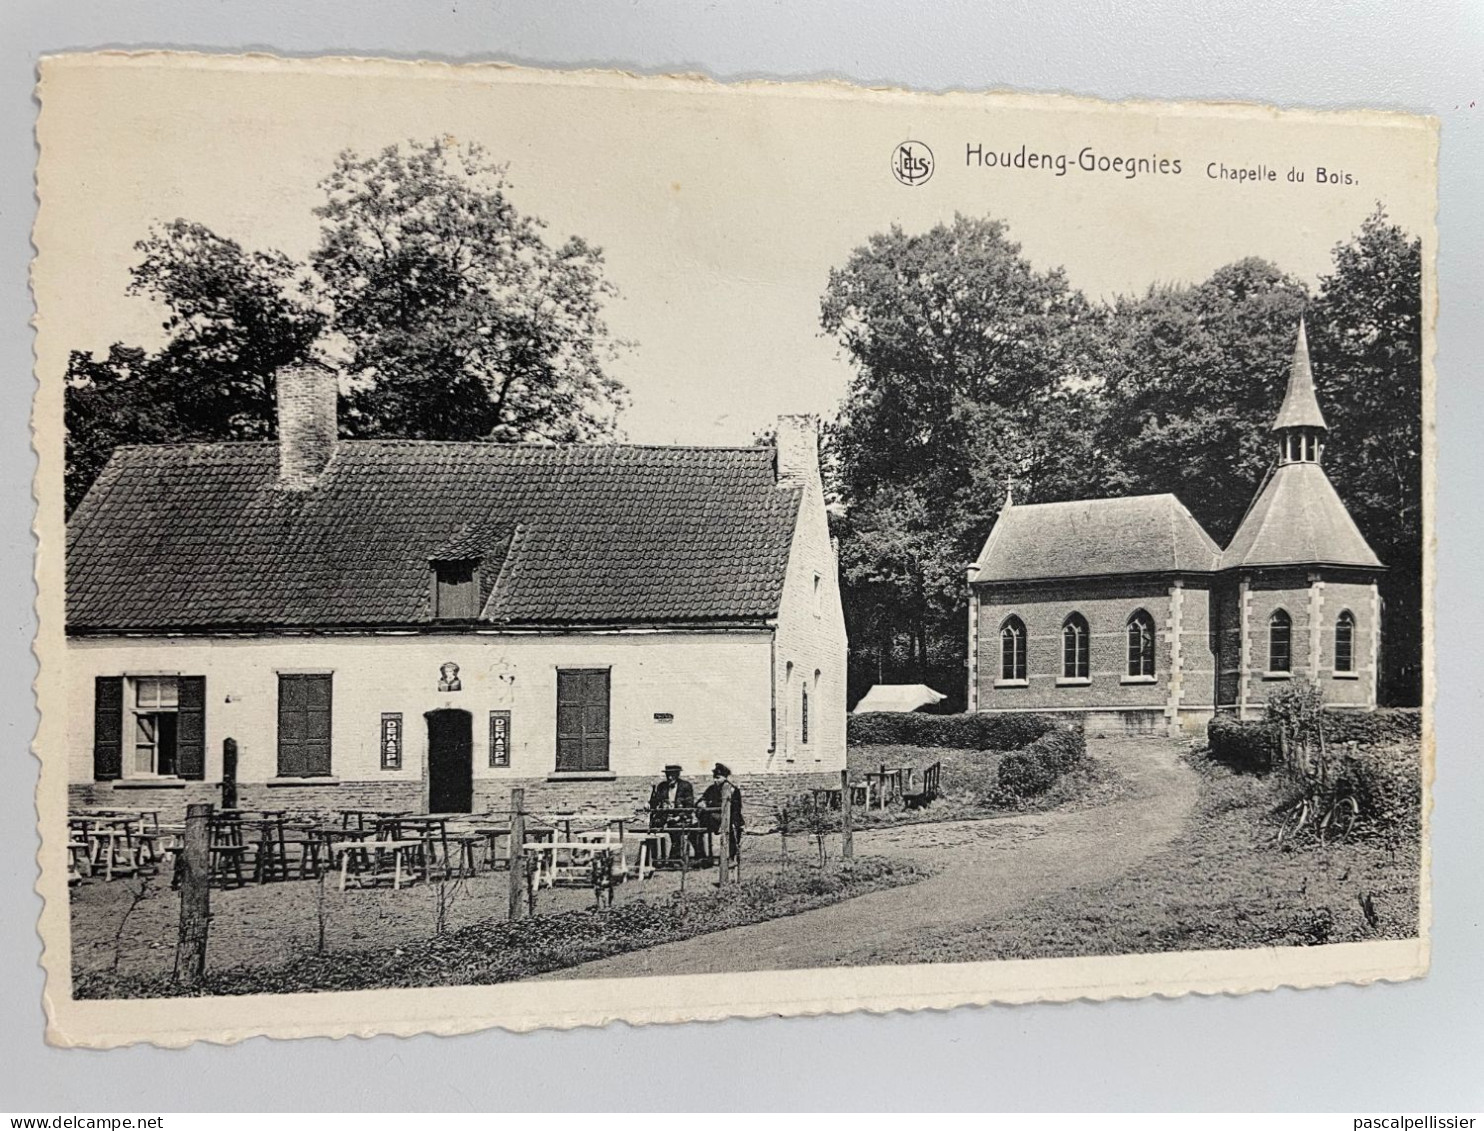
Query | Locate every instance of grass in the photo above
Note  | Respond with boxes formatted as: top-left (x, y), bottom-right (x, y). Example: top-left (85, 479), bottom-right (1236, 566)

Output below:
top-left (841, 742), bottom-right (1123, 830)
top-left (910, 745), bottom-right (1422, 963)
top-left (73, 854), bottom-right (927, 999)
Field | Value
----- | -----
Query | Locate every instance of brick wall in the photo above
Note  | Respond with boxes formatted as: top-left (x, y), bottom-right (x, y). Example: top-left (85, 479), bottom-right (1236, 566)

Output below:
top-left (275, 362), bottom-right (338, 488)
top-left (974, 576), bottom-right (1175, 714)
top-left (1176, 578), bottom-right (1218, 709)
top-left (68, 781), bottom-right (221, 823)
top-left (473, 770), bottom-right (838, 825)
top-left (1225, 570), bottom-right (1380, 716)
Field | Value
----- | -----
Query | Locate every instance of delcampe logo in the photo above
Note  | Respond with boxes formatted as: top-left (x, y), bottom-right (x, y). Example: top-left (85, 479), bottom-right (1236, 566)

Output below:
top-left (891, 140), bottom-right (934, 186)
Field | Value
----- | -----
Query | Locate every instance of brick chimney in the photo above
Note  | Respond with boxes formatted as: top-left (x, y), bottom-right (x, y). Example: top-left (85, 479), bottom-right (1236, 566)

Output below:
top-left (774, 414), bottom-right (821, 489)
top-left (275, 361), bottom-right (339, 488)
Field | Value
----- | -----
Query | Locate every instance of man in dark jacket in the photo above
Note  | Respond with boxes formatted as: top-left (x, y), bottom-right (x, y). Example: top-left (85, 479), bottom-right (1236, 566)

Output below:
top-left (648, 764), bottom-right (696, 865)
top-left (698, 762), bottom-right (744, 861)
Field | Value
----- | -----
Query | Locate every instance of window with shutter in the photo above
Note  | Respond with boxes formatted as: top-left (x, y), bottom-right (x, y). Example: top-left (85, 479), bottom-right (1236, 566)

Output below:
top-left (105, 675), bottom-right (207, 779)
top-left (556, 668), bottom-right (610, 772)
top-left (278, 673), bottom-right (333, 777)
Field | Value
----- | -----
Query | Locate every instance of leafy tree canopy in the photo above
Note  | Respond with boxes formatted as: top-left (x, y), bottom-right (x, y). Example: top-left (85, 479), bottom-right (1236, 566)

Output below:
top-left (64, 138), bottom-right (627, 512)
top-left (824, 208), bottom-right (1423, 707)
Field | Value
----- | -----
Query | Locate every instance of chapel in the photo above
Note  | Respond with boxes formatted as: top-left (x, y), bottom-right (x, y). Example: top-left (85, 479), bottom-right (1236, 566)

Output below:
top-left (966, 322), bottom-right (1383, 733)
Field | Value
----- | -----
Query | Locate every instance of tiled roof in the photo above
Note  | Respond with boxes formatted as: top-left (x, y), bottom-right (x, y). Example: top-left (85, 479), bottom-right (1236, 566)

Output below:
top-left (66, 441), bottom-right (803, 631)
top-left (1221, 462), bottom-right (1382, 570)
top-left (972, 494), bottom-right (1222, 583)
top-left (1272, 320), bottom-right (1328, 431)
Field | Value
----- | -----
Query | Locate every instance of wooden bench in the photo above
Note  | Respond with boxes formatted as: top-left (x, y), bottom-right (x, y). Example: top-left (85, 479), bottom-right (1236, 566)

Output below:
top-left (902, 761), bottom-right (942, 809)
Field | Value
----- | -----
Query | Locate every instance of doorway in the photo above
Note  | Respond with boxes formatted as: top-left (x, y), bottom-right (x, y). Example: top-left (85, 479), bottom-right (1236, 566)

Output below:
top-left (426, 709), bottom-right (473, 813)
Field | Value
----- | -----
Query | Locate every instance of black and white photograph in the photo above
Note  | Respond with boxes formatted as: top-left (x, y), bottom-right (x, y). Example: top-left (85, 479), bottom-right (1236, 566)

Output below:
top-left (32, 54), bottom-right (1433, 1046)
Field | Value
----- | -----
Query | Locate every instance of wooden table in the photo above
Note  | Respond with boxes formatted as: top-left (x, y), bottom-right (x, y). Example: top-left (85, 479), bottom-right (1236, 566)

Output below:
top-left (329, 838), bottom-right (427, 890)
top-left (336, 808), bottom-right (409, 831)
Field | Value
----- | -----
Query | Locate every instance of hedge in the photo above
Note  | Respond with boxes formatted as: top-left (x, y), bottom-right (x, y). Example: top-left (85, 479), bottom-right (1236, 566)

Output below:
top-left (1208, 715), bottom-right (1278, 772)
top-left (995, 725), bottom-right (1087, 799)
top-left (1322, 708), bottom-right (1422, 746)
top-left (848, 711), bottom-right (1058, 751)
top-left (1342, 744), bottom-right (1422, 827)
top-left (1207, 708), bottom-right (1421, 773)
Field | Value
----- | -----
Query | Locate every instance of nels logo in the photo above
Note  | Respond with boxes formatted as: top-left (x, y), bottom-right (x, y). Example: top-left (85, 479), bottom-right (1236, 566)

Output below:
top-left (892, 140), bottom-right (934, 186)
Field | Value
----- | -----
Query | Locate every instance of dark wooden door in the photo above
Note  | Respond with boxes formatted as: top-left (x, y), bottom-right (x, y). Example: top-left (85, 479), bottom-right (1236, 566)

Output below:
top-left (427, 709), bottom-right (473, 813)
top-left (556, 669), bottom-right (610, 772)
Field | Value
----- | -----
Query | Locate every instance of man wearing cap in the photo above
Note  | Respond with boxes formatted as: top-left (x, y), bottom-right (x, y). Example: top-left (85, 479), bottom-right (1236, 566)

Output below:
top-left (648, 764), bottom-right (696, 866)
top-left (698, 762), bottom-right (744, 862)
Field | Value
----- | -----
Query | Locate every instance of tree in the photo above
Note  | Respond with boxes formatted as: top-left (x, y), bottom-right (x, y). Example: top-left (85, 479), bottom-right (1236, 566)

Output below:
top-left (313, 140), bottom-right (626, 441)
top-left (1309, 207), bottom-right (1424, 703)
top-left (1090, 258), bottom-right (1311, 544)
top-left (820, 215), bottom-right (1095, 700)
top-left (64, 223), bottom-right (323, 512)
top-left (64, 139), bottom-right (627, 511)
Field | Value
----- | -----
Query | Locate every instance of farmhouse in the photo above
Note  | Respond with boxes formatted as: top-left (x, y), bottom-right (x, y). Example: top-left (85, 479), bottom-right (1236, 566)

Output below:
top-left (967, 322), bottom-right (1383, 733)
top-left (65, 363), bottom-right (846, 819)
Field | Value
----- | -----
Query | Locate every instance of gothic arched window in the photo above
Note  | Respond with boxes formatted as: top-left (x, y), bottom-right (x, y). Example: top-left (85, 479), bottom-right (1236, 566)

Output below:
top-left (1268, 609), bottom-right (1292, 673)
top-left (1126, 610), bottom-right (1156, 678)
top-left (1335, 610), bottom-right (1356, 673)
top-left (1000, 616), bottom-right (1027, 682)
top-left (1062, 613), bottom-right (1090, 680)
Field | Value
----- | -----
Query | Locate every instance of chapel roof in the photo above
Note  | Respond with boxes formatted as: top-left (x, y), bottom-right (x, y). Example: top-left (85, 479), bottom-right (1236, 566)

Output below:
top-left (66, 440), bottom-right (803, 632)
top-left (1272, 318), bottom-right (1328, 431)
top-left (1220, 462), bottom-right (1383, 570)
top-left (971, 493), bottom-right (1223, 583)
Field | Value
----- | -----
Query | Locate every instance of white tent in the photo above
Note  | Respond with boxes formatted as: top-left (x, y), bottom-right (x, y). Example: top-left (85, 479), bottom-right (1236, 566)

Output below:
top-left (852, 683), bottom-right (948, 714)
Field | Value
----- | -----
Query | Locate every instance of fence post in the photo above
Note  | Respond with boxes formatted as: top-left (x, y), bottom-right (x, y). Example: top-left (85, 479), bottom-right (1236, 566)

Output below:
top-left (173, 802), bottom-right (213, 987)
top-left (718, 782), bottom-right (734, 886)
top-left (507, 787), bottom-right (526, 921)
top-left (840, 768), bottom-right (854, 861)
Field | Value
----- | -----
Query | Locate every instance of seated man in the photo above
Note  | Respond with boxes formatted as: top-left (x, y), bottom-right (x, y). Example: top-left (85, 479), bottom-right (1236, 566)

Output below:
top-left (698, 762), bottom-right (744, 862)
top-left (647, 764), bottom-right (696, 865)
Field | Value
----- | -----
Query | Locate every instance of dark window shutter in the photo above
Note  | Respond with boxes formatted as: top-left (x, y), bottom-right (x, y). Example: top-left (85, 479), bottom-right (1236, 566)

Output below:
top-left (556, 669), bottom-right (610, 772)
top-left (93, 676), bottom-right (123, 781)
top-left (304, 674), bottom-right (333, 775)
top-left (277, 675), bottom-right (303, 777)
top-left (175, 676), bottom-right (206, 780)
top-left (278, 674), bottom-right (333, 777)
top-left (278, 670), bottom-right (333, 777)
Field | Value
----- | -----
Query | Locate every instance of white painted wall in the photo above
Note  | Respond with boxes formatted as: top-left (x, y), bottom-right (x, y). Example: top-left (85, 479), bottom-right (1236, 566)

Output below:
top-left (771, 482), bottom-right (848, 773)
top-left (67, 629), bottom-right (779, 787)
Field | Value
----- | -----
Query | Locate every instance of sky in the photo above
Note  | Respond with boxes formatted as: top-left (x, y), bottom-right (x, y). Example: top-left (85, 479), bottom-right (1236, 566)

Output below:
top-left (34, 56), bottom-right (1436, 447)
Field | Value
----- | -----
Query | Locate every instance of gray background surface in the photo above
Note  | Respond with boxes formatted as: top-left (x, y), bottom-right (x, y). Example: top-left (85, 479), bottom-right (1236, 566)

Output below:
top-left (4, 0), bottom-right (1480, 1112)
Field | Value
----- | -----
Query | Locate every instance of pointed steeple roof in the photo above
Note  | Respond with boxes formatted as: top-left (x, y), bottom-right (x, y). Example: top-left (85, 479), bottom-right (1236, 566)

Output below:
top-left (1272, 318), bottom-right (1328, 431)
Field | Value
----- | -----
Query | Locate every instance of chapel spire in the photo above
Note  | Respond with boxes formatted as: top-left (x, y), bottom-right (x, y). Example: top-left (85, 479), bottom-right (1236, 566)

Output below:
top-left (1272, 318), bottom-right (1327, 464)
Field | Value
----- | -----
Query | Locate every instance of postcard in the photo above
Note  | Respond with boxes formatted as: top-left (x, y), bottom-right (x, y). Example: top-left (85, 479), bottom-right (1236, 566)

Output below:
top-left (32, 53), bottom-right (1435, 1046)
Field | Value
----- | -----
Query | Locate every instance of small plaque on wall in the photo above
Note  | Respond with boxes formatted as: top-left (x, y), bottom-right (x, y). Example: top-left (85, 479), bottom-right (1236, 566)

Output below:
top-left (489, 710), bottom-right (511, 767)
top-left (380, 712), bottom-right (403, 770)
top-left (653, 712), bottom-right (674, 723)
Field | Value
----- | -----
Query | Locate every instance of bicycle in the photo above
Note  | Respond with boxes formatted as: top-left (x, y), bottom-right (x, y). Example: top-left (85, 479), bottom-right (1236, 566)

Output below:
top-left (1273, 781), bottom-right (1359, 845)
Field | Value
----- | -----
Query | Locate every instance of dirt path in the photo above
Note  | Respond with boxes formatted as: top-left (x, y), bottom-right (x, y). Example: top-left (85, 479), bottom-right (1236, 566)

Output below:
top-left (546, 733), bottom-right (1200, 978)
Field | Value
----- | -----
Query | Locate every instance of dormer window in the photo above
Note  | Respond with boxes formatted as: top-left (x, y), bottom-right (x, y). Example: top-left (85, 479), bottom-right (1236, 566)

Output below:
top-left (433, 559), bottom-right (480, 619)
